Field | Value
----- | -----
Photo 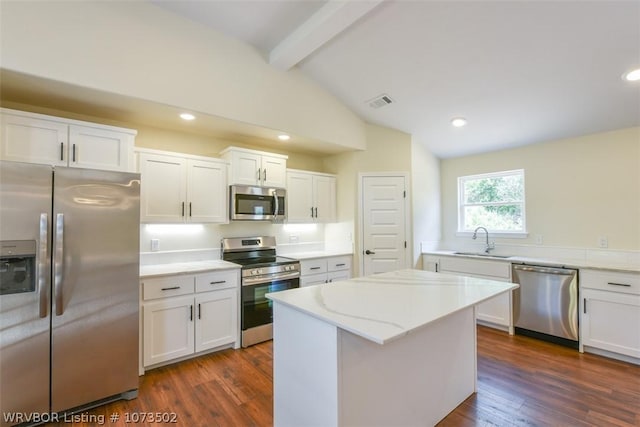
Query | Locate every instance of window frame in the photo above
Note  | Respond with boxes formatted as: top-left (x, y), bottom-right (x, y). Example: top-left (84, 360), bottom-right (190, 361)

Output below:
top-left (457, 169), bottom-right (528, 238)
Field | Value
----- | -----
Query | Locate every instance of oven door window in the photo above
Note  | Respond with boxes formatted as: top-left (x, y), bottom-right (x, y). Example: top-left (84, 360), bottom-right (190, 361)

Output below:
top-left (236, 194), bottom-right (275, 216)
top-left (242, 278), bottom-right (299, 330)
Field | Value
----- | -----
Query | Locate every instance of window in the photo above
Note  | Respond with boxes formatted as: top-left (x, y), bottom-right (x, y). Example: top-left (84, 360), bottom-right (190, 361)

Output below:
top-left (458, 169), bottom-right (525, 234)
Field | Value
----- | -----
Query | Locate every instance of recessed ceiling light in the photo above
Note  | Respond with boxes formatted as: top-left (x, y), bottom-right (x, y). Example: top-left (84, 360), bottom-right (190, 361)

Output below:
top-left (180, 113), bottom-right (195, 121)
top-left (278, 134), bottom-right (291, 141)
top-left (623, 68), bottom-right (640, 82)
top-left (451, 117), bottom-right (467, 127)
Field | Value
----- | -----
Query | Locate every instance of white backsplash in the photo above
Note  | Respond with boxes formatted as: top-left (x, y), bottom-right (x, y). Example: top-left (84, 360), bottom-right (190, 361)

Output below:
top-left (140, 221), bottom-right (354, 266)
top-left (429, 240), bottom-right (640, 266)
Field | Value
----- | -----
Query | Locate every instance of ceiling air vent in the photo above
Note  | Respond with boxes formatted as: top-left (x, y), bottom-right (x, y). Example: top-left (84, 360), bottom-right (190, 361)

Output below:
top-left (367, 93), bottom-right (394, 109)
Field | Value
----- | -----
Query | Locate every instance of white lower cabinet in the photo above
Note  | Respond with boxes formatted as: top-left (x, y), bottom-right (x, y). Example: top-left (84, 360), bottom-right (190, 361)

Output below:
top-left (141, 269), bottom-right (239, 369)
top-left (423, 254), bottom-right (513, 333)
top-left (300, 256), bottom-right (352, 287)
top-left (580, 269), bottom-right (640, 362)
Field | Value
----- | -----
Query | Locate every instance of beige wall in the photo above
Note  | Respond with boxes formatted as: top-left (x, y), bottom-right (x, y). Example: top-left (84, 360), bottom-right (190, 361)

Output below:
top-left (1, 1), bottom-right (365, 151)
top-left (323, 123), bottom-right (415, 275)
top-left (410, 139), bottom-right (441, 268)
top-left (440, 127), bottom-right (640, 251)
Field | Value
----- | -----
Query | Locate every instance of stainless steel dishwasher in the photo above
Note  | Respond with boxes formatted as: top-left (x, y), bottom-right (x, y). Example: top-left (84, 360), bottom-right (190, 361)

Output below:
top-left (512, 264), bottom-right (579, 348)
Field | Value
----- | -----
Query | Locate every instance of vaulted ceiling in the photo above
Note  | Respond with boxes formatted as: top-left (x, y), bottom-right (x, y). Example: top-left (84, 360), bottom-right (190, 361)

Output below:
top-left (151, 0), bottom-right (640, 158)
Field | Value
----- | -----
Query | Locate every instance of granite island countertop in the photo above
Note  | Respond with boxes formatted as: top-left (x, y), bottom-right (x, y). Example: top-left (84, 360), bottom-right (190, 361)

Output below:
top-left (266, 268), bottom-right (517, 345)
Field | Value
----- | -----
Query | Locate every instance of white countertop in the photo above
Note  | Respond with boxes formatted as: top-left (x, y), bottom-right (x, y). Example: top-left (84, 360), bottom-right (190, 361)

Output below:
top-left (423, 250), bottom-right (640, 273)
top-left (140, 260), bottom-right (240, 278)
top-left (282, 250), bottom-right (353, 260)
top-left (266, 269), bottom-right (517, 345)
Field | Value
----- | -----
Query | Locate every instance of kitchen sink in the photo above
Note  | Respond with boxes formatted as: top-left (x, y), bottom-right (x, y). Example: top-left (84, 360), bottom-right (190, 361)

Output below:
top-left (452, 251), bottom-right (512, 259)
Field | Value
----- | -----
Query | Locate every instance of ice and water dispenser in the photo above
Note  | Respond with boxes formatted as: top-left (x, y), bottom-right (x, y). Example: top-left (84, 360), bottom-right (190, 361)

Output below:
top-left (0, 240), bottom-right (36, 295)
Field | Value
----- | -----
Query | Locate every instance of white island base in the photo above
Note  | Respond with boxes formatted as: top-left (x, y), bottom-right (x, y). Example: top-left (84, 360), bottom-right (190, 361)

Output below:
top-left (273, 302), bottom-right (476, 426)
top-left (268, 269), bottom-right (517, 427)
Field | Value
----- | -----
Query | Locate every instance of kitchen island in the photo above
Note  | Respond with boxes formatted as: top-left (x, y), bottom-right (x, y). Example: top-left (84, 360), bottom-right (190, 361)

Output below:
top-left (266, 269), bottom-right (518, 427)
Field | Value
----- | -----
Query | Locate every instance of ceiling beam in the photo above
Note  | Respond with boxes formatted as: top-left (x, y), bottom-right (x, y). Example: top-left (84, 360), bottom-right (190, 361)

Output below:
top-left (269, 0), bottom-right (384, 71)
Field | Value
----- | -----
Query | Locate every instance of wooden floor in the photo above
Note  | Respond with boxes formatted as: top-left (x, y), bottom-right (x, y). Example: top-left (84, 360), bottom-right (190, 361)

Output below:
top-left (54, 326), bottom-right (639, 426)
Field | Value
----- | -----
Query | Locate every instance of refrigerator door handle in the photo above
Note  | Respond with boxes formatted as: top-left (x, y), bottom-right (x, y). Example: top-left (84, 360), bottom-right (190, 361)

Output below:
top-left (54, 213), bottom-right (65, 316)
top-left (38, 213), bottom-right (49, 318)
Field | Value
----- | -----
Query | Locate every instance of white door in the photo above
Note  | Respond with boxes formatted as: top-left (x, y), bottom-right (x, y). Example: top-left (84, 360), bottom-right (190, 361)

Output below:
top-left (361, 175), bottom-right (408, 276)
top-left (286, 171), bottom-right (314, 222)
top-left (69, 125), bottom-right (132, 172)
top-left (139, 153), bottom-right (187, 223)
top-left (195, 289), bottom-right (237, 352)
top-left (187, 159), bottom-right (227, 223)
top-left (143, 295), bottom-right (195, 367)
top-left (314, 175), bottom-right (336, 222)
top-left (261, 155), bottom-right (287, 188)
top-left (0, 113), bottom-right (68, 166)
top-left (230, 151), bottom-right (261, 186)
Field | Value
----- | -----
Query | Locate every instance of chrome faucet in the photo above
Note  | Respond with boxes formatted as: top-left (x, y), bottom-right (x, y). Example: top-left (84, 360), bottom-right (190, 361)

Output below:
top-left (472, 226), bottom-right (495, 253)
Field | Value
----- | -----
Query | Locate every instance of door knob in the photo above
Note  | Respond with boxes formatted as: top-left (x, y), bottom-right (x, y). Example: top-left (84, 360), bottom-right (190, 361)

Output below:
top-left (365, 250), bottom-right (376, 255)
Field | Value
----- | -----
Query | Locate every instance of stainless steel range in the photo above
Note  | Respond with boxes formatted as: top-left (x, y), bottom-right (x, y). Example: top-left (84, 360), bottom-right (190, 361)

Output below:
top-left (221, 236), bottom-right (300, 347)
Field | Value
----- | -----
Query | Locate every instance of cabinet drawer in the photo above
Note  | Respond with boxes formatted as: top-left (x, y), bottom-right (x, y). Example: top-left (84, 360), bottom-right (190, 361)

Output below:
top-left (142, 275), bottom-right (195, 301)
top-left (301, 259), bottom-right (327, 275)
top-left (195, 269), bottom-right (238, 293)
top-left (439, 256), bottom-right (511, 280)
top-left (580, 269), bottom-right (640, 295)
top-left (328, 256), bottom-right (351, 272)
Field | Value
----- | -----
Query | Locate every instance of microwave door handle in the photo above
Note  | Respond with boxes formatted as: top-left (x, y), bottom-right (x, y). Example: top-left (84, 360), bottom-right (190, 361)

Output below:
top-left (273, 192), bottom-right (279, 221)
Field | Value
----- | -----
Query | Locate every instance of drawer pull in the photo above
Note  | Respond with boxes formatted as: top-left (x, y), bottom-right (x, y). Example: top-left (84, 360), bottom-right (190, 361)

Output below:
top-left (335, 263), bottom-right (346, 267)
top-left (310, 267), bottom-right (321, 270)
top-left (607, 282), bottom-right (631, 287)
top-left (210, 280), bottom-right (226, 285)
top-left (161, 286), bottom-right (181, 291)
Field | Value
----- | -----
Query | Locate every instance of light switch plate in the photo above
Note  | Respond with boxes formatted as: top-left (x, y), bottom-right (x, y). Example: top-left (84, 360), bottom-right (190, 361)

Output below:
top-left (151, 239), bottom-right (160, 251)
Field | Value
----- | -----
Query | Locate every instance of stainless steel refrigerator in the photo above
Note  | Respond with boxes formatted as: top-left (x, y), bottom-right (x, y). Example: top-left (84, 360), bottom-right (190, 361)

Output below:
top-left (0, 161), bottom-right (140, 422)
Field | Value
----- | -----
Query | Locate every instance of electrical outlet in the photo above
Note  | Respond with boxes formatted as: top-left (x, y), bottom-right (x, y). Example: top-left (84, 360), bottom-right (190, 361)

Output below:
top-left (534, 235), bottom-right (543, 245)
top-left (598, 236), bottom-right (608, 249)
top-left (151, 239), bottom-right (160, 251)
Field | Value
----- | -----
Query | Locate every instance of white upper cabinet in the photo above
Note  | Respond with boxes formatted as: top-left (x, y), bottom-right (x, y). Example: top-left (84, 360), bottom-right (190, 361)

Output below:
top-left (0, 108), bottom-right (135, 172)
top-left (221, 146), bottom-right (287, 188)
top-left (287, 169), bottom-right (336, 223)
top-left (137, 149), bottom-right (227, 224)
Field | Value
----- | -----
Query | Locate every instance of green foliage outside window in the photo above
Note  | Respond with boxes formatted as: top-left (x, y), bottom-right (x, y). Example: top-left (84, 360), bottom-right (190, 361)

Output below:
top-left (459, 171), bottom-right (525, 232)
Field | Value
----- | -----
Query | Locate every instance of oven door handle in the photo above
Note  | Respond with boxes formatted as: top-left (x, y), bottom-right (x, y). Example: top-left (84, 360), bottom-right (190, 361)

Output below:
top-left (242, 271), bottom-right (300, 286)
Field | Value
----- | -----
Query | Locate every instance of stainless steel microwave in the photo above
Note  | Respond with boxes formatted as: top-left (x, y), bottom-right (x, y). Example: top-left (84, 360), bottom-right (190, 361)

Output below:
top-left (229, 185), bottom-right (286, 221)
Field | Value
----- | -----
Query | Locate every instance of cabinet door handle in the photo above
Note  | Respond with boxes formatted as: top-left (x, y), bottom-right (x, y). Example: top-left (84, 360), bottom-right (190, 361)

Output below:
top-left (607, 282), bottom-right (631, 287)
top-left (257, 169), bottom-right (261, 181)
top-left (311, 207), bottom-right (314, 218)
top-left (583, 298), bottom-right (587, 314)
top-left (161, 286), bottom-right (181, 291)
top-left (181, 202), bottom-right (185, 217)
top-left (189, 202), bottom-right (192, 217)
top-left (365, 250), bottom-right (376, 255)
top-left (310, 267), bottom-right (321, 270)
top-left (263, 168), bottom-right (267, 181)
top-left (335, 263), bottom-right (346, 267)
top-left (60, 142), bottom-right (64, 161)
top-left (210, 280), bottom-right (226, 285)
top-left (314, 207), bottom-right (318, 218)
top-left (190, 305), bottom-right (193, 322)
top-left (72, 144), bottom-right (76, 162)
top-left (198, 303), bottom-right (201, 320)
